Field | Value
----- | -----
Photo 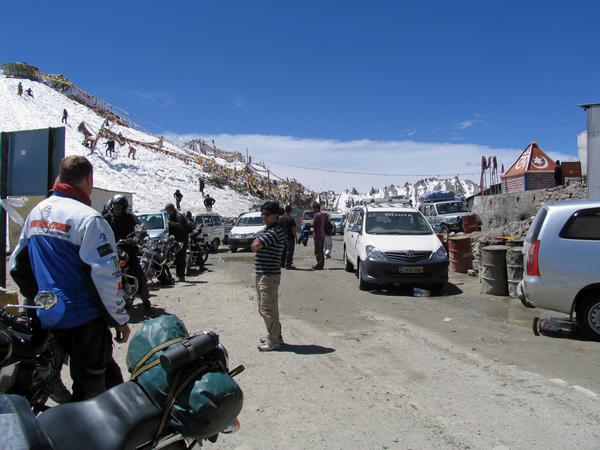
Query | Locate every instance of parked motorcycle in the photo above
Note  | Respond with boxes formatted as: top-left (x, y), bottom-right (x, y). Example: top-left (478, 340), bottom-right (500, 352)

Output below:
top-left (0, 292), bottom-right (66, 415)
top-left (1, 293), bottom-right (244, 450)
top-left (116, 226), bottom-right (148, 308)
top-left (185, 232), bottom-right (210, 276)
top-left (141, 235), bottom-right (182, 284)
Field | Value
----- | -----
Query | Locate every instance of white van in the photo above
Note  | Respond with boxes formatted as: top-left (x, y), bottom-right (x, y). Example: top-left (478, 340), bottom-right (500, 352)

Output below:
top-left (193, 212), bottom-right (225, 251)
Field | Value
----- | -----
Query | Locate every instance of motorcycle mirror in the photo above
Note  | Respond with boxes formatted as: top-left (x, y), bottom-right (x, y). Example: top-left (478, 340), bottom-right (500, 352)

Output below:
top-left (3, 291), bottom-right (58, 311)
top-left (34, 291), bottom-right (58, 310)
top-left (134, 224), bottom-right (143, 232)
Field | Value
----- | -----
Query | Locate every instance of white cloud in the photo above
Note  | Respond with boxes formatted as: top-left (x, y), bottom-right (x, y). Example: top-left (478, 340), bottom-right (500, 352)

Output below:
top-left (456, 120), bottom-right (479, 130)
top-left (171, 133), bottom-right (534, 192)
top-left (233, 95), bottom-right (243, 108)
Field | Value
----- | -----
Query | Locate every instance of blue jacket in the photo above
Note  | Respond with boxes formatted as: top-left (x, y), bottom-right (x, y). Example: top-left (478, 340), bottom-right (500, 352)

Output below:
top-left (9, 192), bottom-right (129, 329)
top-left (299, 224), bottom-right (311, 246)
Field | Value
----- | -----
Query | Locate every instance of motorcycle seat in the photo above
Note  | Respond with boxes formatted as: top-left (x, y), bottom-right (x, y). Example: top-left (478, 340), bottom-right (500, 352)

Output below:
top-left (37, 381), bottom-right (164, 450)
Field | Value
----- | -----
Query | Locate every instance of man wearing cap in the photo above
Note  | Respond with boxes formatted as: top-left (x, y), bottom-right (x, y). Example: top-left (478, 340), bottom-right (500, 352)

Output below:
top-left (251, 201), bottom-right (285, 351)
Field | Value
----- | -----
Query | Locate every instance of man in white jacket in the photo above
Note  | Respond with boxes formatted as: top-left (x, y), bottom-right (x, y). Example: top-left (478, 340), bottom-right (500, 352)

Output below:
top-left (10, 155), bottom-right (130, 402)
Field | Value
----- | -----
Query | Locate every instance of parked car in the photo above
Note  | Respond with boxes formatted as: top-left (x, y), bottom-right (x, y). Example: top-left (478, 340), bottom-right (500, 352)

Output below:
top-left (223, 222), bottom-right (234, 245)
top-left (135, 210), bottom-right (170, 239)
top-left (418, 190), bottom-right (480, 234)
top-left (329, 213), bottom-right (347, 235)
top-left (518, 199), bottom-right (600, 340)
top-left (227, 211), bottom-right (265, 253)
top-left (343, 199), bottom-right (448, 291)
top-left (193, 211), bottom-right (225, 251)
top-left (301, 210), bottom-right (314, 229)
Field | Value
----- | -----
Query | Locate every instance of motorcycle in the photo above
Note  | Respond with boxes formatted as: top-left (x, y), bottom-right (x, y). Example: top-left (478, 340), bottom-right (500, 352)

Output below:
top-left (116, 226), bottom-right (148, 308)
top-left (0, 292), bottom-right (244, 450)
top-left (0, 292), bottom-right (66, 415)
top-left (185, 232), bottom-right (210, 276)
top-left (140, 235), bottom-right (182, 285)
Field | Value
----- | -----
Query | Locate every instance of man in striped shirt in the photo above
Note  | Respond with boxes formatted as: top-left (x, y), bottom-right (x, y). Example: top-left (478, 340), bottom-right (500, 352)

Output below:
top-left (251, 201), bottom-right (285, 351)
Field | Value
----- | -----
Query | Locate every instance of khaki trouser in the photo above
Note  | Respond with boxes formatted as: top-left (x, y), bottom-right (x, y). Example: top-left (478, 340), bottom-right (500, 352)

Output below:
top-left (255, 274), bottom-right (281, 345)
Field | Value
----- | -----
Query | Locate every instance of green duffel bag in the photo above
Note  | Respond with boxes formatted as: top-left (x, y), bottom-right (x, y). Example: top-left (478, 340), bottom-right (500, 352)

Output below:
top-left (126, 314), bottom-right (243, 441)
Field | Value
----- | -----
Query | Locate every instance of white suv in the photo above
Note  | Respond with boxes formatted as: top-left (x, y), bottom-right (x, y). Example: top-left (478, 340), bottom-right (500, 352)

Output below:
top-left (343, 200), bottom-right (448, 291)
top-left (518, 199), bottom-right (600, 340)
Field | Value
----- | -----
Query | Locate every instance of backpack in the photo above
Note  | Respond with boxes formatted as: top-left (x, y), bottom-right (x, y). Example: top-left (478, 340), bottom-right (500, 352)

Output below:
top-left (324, 217), bottom-right (334, 236)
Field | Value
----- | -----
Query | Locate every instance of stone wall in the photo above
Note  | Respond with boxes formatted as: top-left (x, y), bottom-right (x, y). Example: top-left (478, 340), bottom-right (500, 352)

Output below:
top-left (472, 180), bottom-right (587, 231)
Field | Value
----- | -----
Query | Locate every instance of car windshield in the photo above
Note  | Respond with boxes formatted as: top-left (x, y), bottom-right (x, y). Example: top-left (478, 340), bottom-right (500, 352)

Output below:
top-left (137, 214), bottom-right (165, 230)
top-left (330, 215), bottom-right (344, 223)
top-left (303, 212), bottom-right (315, 221)
top-left (235, 215), bottom-right (263, 227)
top-left (436, 202), bottom-right (469, 214)
top-left (365, 211), bottom-right (432, 235)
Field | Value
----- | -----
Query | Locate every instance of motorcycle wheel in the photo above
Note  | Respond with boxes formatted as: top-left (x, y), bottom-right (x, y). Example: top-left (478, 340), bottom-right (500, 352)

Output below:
top-left (201, 247), bottom-right (209, 264)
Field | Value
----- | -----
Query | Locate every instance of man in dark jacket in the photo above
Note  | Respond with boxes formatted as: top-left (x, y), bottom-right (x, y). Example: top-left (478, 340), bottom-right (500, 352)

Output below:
top-left (166, 203), bottom-right (188, 282)
top-left (204, 194), bottom-right (215, 211)
top-left (103, 194), bottom-right (152, 317)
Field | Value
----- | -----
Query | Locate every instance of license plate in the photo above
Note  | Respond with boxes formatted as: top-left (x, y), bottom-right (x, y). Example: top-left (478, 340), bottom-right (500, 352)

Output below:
top-left (239, 239), bottom-right (248, 243)
top-left (400, 267), bottom-right (423, 273)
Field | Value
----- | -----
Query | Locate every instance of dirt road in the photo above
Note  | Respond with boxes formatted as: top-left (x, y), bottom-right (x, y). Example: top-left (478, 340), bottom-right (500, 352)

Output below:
top-left (19, 236), bottom-right (600, 449)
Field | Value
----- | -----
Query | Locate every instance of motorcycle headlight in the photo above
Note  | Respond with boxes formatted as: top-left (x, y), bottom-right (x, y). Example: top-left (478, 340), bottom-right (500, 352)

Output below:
top-left (365, 245), bottom-right (387, 261)
top-left (430, 246), bottom-right (448, 261)
top-left (147, 240), bottom-right (157, 251)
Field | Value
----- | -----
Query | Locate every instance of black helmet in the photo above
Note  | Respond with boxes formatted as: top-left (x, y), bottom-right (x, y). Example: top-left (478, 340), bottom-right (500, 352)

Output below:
top-left (110, 194), bottom-right (129, 215)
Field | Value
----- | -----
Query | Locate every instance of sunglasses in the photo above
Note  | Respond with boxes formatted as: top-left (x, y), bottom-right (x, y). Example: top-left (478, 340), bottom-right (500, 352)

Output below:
top-left (261, 211), bottom-right (274, 217)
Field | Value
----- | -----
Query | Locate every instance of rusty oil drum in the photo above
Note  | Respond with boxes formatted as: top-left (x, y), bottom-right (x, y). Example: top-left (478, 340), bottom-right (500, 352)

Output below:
top-left (480, 245), bottom-right (509, 296)
top-left (462, 213), bottom-right (478, 233)
top-left (448, 235), bottom-right (473, 273)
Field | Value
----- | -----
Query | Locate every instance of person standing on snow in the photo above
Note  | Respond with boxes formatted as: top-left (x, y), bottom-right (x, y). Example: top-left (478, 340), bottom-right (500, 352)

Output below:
top-left (17, 82), bottom-right (23, 97)
top-left (173, 189), bottom-right (183, 210)
top-left (62, 109), bottom-right (68, 124)
top-left (204, 193), bottom-right (215, 212)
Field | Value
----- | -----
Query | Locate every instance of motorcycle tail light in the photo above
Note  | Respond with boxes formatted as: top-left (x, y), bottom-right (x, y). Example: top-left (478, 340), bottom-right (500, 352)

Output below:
top-left (119, 260), bottom-right (126, 267)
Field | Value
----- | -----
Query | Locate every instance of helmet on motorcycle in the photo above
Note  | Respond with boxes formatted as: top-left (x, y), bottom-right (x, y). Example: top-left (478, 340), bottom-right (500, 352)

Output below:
top-left (110, 194), bottom-right (129, 216)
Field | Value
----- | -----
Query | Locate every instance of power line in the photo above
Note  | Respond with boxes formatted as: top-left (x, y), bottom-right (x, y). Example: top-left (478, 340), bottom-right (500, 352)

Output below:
top-left (260, 158), bottom-right (480, 177)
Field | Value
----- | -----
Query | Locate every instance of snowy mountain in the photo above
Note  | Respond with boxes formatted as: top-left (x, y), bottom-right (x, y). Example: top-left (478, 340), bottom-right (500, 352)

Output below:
top-left (0, 68), bottom-right (479, 218)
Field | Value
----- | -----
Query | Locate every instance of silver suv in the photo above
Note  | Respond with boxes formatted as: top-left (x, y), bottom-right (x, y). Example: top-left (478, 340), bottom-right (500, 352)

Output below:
top-left (419, 200), bottom-right (477, 235)
top-left (518, 199), bottom-right (600, 340)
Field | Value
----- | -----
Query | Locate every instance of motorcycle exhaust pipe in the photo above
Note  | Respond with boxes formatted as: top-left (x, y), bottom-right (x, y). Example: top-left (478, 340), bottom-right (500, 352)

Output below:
top-left (160, 331), bottom-right (219, 373)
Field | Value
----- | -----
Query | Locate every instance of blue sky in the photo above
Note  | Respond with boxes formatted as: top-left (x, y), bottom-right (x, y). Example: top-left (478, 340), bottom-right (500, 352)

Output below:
top-left (2, 0), bottom-right (597, 192)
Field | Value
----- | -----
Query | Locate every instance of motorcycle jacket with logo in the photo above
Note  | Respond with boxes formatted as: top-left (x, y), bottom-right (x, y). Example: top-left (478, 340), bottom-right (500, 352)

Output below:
top-left (9, 192), bottom-right (129, 329)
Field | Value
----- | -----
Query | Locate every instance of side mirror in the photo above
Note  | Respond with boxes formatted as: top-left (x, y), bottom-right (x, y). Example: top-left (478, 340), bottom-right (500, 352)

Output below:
top-left (3, 291), bottom-right (57, 311)
top-left (347, 223), bottom-right (360, 233)
top-left (134, 224), bottom-right (143, 232)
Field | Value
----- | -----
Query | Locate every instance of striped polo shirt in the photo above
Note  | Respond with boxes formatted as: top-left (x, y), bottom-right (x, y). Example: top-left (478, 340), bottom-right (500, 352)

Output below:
top-left (255, 224), bottom-right (284, 275)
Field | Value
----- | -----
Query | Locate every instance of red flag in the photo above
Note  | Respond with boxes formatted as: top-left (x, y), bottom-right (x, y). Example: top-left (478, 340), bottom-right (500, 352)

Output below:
top-left (501, 163), bottom-right (504, 173)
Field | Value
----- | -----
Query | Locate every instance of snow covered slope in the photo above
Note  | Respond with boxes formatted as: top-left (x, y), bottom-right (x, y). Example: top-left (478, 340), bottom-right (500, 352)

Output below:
top-left (0, 73), bottom-right (259, 218)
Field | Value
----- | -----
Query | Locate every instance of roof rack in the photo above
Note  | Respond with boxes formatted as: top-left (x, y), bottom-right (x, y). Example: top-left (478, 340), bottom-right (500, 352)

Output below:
top-left (359, 198), bottom-right (413, 206)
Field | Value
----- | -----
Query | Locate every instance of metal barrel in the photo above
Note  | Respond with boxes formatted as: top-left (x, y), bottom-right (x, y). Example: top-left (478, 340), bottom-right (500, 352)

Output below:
top-left (462, 213), bottom-right (478, 233)
top-left (506, 246), bottom-right (524, 298)
top-left (480, 245), bottom-right (509, 296)
top-left (448, 235), bottom-right (473, 273)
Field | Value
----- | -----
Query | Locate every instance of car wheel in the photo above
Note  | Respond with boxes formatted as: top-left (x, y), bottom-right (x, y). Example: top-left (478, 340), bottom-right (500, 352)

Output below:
top-left (358, 260), bottom-right (371, 291)
top-left (211, 239), bottom-right (220, 252)
top-left (343, 247), bottom-right (354, 272)
top-left (440, 224), bottom-right (450, 235)
top-left (576, 292), bottom-right (600, 341)
top-left (230, 247), bottom-right (238, 253)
